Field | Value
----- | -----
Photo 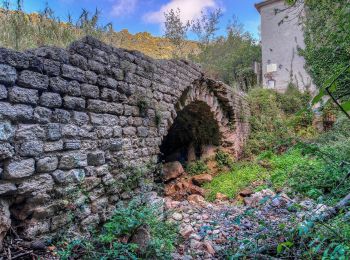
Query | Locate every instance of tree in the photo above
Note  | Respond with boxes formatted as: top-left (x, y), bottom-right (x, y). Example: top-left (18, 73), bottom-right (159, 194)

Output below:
top-left (191, 8), bottom-right (222, 45)
top-left (192, 16), bottom-right (261, 90)
top-left (163, 8), bottom-right (190, 58)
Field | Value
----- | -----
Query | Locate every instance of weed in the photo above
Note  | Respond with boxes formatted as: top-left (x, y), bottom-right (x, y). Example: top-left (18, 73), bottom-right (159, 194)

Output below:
top-left (215, 150), bottom-right (234, 170)
top-left (57, 199), bottom-right (178, 259)
top-left (186, 160), bottom-right (209, 175)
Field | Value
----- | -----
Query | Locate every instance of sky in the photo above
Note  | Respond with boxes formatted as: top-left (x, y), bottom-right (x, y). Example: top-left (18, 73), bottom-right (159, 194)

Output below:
top-left (10, 0), bottom-right (261, 40)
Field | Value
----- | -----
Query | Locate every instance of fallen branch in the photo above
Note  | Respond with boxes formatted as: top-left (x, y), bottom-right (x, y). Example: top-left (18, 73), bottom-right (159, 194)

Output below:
top-left (311, 192), bottom-right (350, 223)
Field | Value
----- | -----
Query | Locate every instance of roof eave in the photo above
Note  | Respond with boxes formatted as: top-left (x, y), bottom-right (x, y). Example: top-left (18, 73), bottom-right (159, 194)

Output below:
top-left (255, 0), bottom-right (284, 13)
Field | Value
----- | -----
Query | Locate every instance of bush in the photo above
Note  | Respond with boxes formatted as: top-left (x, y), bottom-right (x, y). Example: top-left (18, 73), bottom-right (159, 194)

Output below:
top-left (57, 199), bottom-right (178, 259)
top-left (186, 160), bottom-right (209, 175)
top-left (215, 150), bottom-right (234, 170)
top-left (243, 88), bottom-right (315, 158)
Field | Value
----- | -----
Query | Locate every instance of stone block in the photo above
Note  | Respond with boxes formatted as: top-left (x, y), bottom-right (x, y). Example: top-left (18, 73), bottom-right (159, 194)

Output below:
top-left (9, 86), bottom-right (39, 105)
top-left (17, 70), bottom-right (49, 90)
top-left (17, 174), bottom-right (54, 195)
top-left (0, 183), bottom-right (17, 196)
top-left (0, 102), bottom-right (33, 121)
top-left (81, 84), bottom-right (99, 98)
top-left (59, 153), bottom-right (87, 170)
top-left (34, 106), bottom-right (52, 123)
top-left (85, 70), bottom-right (98, 84)
top-left (137, 127), bottom-right (149, 137)
top-left (0, 64), bottom-right (16, 85)
top-left (3, 159), bottom-right (35, 179)
top-left (19, 141), bottom-right (44, 157)
top-left (62, 64), bottom-right (86, 82)
top-left (72, 111), bottom-right (89, 126)
top-left (0, 85), bottom-right (7, 100)
top-left (100, 88), bottom-right (120, 102)
top-left (113, 126), bottom-right (122, 137)
top-left (63, 96), bottom-right (86, 110)
top-left (0, 143), bottom-right (14, 160)
top-left (109, 139), bottom-right (123, 151)
top-left (87, 99), bottom-right (123, 115)
top-left (0, 121), bottom-right (15, 141)
top-left (97, 76), bottom-right (118, 89)
top-left (95, 126), bottom-right (113, 139)
top-left (15, 124), bottom-right (45, 141)
top-left (87, 151), bottom-right (105, 166)
top-left (42, 59), bottom-right (60, 76)
top-left (70, 169), bottom-right (86, 182)
top-left (40, 92), bottom-right (62, 108)
top-left (88, 60), bottom-right (105, 74)
top-left (64, 140), bottom-right (81, 150)
top-left (46, 123), bottom-right (61, 141)
top-left (52, 109), bottom-right (71, 123)
top-left (44, 140), bottom-right (63, 152)
top-left (37, 156), bottom-right (58, 173)
top-left (69, 54), bottom-right (88, 70)
top-left (123, 126), bottom-right (136, 136)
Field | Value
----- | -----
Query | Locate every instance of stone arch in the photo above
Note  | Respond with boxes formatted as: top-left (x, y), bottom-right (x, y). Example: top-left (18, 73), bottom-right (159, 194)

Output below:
top-left (0, 36), bottom-right (250, 245)
top-left (159, 78), bottom-right (249, 162)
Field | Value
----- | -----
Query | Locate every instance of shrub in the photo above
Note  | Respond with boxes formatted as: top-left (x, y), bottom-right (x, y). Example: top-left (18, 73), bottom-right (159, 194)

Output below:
top-left (243, 88), bottom-right (314, 158)
top-left (56, 199), bottom-right (178, 259)
top-left (186, 160), bottom-right (209, 175)
top-left (215, 150), bottom-right (234, 170)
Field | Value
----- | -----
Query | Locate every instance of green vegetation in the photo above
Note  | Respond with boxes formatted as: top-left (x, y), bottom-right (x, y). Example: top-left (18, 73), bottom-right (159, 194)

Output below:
top-left (186, 160), bottom-right (208, 175)
top-left (192, 23), bottom-right (261, 89)
top-left (163, 8), bottom-right (260, 88)
top-left (0, 2), bottom-right (199, 58)
top-left (243, 86), bottom-right (314, 158)
top-left (215, 150), bottom-right (234, 170)
top-left (206, 84), bottom-right (350, 258)
top-left (57, 199), bottom-right (178, 260)
top-left (204, 163), bottom-right (267, 201)
top-left (285, 0), bottom-right (350, 114)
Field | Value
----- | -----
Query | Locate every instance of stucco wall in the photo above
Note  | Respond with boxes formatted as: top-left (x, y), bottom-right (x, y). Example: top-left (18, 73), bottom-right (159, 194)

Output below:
top-left (259, 0), bottom-right (315, 92)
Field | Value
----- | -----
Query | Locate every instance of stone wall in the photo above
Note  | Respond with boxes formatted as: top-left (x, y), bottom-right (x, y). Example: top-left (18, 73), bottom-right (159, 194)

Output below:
top-left (0, 36), bottom-right (249, 245)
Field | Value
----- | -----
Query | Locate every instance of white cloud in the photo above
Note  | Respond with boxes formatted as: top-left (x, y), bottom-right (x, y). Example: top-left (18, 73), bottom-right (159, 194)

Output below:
top-left (144, 0), bottom-right (218, 24)
top-left (110, 0), bottom-right (138, 17)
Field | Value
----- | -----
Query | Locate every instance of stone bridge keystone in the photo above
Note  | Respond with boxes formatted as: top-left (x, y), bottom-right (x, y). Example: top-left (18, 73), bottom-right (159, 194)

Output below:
top-left (0, 36), bottom-right (249, 245)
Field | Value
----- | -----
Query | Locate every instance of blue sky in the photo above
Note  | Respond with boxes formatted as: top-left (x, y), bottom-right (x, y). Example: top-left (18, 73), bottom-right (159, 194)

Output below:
top-left (10, 0), bottom-right (261, 40)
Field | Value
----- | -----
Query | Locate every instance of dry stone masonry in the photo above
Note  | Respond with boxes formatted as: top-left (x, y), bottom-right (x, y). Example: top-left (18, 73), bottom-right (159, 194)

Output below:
top-left (0, 36), bottom-right (249, 246)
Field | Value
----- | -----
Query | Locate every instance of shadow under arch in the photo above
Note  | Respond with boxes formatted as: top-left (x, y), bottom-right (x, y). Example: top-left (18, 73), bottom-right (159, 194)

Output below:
top-left (159, 100), bottom-right (220, 163)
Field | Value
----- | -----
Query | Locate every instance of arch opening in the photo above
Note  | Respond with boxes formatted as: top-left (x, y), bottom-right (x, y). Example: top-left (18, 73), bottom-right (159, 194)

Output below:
top-left (160, 101), bottom-right (221, 163)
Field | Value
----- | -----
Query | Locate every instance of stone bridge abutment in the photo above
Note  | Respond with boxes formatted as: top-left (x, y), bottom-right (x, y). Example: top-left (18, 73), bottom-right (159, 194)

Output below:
top-left (0, 36), bottom-right (249, 246)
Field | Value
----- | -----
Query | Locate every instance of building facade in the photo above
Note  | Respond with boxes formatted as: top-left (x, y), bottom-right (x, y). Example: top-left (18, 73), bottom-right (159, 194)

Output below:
top-left (255, 0), bottom-right (315, 93)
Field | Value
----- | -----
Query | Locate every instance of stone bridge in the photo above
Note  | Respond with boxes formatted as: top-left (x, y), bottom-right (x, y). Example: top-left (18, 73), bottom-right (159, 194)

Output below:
top-left (0, 37), bottom-right (249, 245)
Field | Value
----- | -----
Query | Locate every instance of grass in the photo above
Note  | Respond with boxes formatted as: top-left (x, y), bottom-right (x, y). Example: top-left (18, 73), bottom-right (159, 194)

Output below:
top-left (0, 4), bottom-right (199, 59)
top-left (204, 163), bottom-right (268, 201)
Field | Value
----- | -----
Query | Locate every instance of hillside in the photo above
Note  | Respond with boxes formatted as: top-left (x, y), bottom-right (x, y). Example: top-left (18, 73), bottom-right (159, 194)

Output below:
top-left (0, 9), bottom-right (200, 59)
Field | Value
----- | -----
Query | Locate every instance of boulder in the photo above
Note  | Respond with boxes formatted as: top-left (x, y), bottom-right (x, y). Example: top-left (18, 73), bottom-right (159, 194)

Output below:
top-left (239, 188), bottom-right (253, 197)
top-left (203, 240), bottom-right (216, 255)
top-left (192, 174), bottom-right (213, 186)
top-left (163, 161), bottom-right (184, 182)
top-left (129, 225), bottom-right (151, 253)
top-left (180, 225), bottom-right (194, 239)
top-left (243, 189), bottom-right (275, 207)
top-left (0, 199), bottom-right (11, 252)
top-left (188, 194), bottom-right (206, 205)
top-left (216, 192), bottom-right (229, 201)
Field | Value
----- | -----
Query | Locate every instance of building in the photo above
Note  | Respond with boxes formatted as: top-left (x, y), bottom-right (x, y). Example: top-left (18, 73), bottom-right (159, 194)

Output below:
top-left (255, 0), bottom-right (315, 93)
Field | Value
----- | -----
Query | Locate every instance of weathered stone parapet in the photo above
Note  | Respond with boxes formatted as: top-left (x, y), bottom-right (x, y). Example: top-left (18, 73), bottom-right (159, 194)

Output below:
top-left (0, 36), bottom-right (249, 246)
